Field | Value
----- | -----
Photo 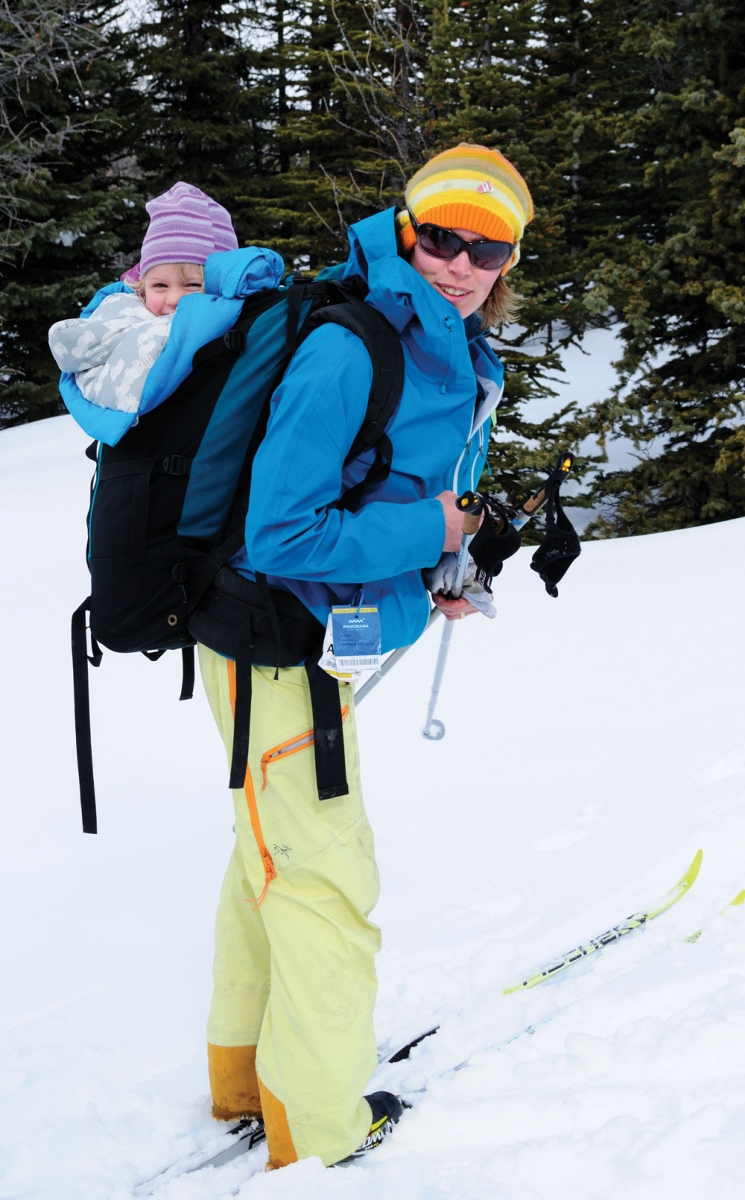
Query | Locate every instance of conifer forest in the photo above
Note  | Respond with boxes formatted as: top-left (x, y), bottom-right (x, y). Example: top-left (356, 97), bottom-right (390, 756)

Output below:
top-left (1, 0), bottom-right (743, 535)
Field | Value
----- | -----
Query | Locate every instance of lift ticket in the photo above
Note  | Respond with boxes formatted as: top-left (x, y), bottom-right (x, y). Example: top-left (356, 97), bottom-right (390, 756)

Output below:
top-left (319, 605), bottom-right (382, 677)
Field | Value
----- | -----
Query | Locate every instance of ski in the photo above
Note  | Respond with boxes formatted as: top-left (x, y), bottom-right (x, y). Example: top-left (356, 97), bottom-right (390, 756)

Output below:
top-left (503, 849), bottom-right (703, 993)
top-left (137, 853), bottom-right (703, 1190)
top-left (377, 1025), bottom-right (439, 1065)
top-left (134, 1117), bottom-right (266, 1196)
top-left (135, 1028), bottom-right (440, 1194)
top-left (684, 885), bottom-right (745, 943)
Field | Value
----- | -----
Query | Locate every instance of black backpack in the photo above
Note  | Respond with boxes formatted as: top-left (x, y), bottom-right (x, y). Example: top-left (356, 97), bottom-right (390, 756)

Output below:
top-left (71, 275), bottom-right (405, 833)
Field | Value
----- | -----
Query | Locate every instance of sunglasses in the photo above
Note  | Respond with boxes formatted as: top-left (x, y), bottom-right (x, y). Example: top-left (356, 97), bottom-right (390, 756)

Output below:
top-left (408, 209), bottom-right (515, 271)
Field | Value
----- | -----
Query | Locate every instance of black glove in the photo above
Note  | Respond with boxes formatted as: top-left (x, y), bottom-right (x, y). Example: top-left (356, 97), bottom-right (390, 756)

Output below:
top-left (468, 498), bottom-right (522, 591)
top-left (530, 486), bottom-right (581, 598)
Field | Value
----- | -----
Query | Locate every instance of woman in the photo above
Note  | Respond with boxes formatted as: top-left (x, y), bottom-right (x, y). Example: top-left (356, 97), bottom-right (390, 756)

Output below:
top-left (198, 142), bottom-right (534, 1169)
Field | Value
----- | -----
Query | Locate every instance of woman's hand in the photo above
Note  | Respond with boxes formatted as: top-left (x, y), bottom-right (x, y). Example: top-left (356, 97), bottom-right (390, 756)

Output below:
top-left (436, 490), bottom-right (482, 552)
top-left (431, 592), bottom-right (479, 620)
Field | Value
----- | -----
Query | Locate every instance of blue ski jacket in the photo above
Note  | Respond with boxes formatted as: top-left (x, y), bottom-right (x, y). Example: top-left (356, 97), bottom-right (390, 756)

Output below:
top-left (58, 246), bottom-right (285, 446)
top-left (236, 207), bottom-right (505, 653)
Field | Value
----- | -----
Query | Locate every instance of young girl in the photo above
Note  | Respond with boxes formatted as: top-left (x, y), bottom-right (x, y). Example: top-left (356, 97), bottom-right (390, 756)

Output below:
top-left (48, 182), bottom-right (240, 414)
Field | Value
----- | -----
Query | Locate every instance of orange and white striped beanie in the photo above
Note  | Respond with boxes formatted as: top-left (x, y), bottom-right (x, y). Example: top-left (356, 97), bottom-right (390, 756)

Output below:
top-left (397, 143), bottom-right (534, 274)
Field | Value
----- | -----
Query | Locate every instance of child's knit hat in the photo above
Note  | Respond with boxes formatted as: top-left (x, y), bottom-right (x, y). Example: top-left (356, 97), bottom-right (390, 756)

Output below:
top-left (397, 143), bottom-right (533, 274)
top-left (124, 182), bottom-right (238, 284)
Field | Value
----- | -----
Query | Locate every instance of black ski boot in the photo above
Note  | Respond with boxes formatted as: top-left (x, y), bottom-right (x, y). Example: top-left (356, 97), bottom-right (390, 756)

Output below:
top-left (334, 1092), bottom-right (405, 1165)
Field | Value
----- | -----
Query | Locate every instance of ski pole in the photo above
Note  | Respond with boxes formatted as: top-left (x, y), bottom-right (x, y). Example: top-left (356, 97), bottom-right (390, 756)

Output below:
top-left (354, 452), bottom-right (575, 711)
top-left (354, 607), bottom-right (442, 705)
top-left (356, 491), bottom-right (482, 712)
top-left (450, 490), bottom-right (485, 597)
top-left (421, 454), bottom-right (575, 739)
top-left (420, 617), bottom-right (452, 740)
top-left (511, 451), bottom-right (575, 531)
top-left (421, 491), bottom-right (484, 740)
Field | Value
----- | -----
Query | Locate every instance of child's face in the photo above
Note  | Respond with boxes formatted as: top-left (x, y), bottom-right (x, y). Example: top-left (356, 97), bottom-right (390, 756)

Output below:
top-left (142, 263), bottom-right (204, 316)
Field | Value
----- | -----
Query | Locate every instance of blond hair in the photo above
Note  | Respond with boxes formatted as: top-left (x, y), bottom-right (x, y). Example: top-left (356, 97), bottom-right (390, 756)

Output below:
top-left (480, 274), bottom-right (522, 331)
top-left (133, 261), bottom-right (205, 296)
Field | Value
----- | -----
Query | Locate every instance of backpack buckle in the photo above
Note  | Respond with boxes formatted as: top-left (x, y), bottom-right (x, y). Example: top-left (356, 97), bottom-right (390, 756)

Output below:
top-left (162, 455), bottom-right (191, 476)
top-left (224, 329), bottom-right (246, 352)
top-left (360, 420), bottom-right (384, 446)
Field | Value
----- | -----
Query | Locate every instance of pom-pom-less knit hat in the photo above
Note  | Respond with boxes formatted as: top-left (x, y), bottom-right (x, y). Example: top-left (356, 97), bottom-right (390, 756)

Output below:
top-left (397, 143), bottom-right (533, 275)
top-left (123, 182), bottom-right (238, 284)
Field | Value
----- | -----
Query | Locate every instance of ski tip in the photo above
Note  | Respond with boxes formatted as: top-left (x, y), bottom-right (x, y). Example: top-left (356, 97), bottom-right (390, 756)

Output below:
top-left (502, 849), bottom-right (704, 996)
top-left (679, 849), bottom-right (703, 894)
top-left (630, 849), bottom-right (702, 921)
top-left (684, 880), bottom-right (744, 943)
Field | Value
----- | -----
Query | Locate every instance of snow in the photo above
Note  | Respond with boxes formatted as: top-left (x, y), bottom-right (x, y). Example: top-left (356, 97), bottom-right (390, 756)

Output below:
top-left (2, 415), bottom-right (745, 1200)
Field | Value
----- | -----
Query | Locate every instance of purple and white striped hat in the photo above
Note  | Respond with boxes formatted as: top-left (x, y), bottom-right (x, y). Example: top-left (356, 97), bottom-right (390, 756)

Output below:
top-left (123, 182), bottom-right (238, 284)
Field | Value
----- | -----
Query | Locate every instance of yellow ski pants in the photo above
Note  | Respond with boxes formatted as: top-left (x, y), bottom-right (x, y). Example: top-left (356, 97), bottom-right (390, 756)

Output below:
top-left (198, 645), bottom-right (381, 1168)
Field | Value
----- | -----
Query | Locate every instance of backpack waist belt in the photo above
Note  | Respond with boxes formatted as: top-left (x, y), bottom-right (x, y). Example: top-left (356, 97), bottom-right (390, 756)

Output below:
top-left (188, 566), bottom-right (349, 802)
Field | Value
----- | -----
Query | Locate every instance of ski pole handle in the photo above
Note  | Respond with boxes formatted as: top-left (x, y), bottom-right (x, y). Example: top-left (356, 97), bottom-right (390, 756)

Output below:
top-left (511, 452), bottom-right (574, 532)
top-left (456, 490), bottom-right (483, 535)
top-left (450, 491), bottom-right (483, 598)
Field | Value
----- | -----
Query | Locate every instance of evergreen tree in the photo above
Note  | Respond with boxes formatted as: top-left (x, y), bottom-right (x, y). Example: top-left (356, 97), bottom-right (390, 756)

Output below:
top-left (0, 0), bottom-right (141, 428)
top-left (584, 0), bottom-right (745, 534)
top-left (132, 0), bottom-right (277, 249)
top-left (402, 0), bottom-right (608, 521)
top-left (260, 0), bottom-right (434, 265)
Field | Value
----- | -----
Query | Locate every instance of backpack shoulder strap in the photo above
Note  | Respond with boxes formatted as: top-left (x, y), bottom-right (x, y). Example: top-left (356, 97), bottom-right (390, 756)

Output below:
top-left (299, 283), bottom-right (405, 512)
top-left (191, 287), bottom-right (288, 369)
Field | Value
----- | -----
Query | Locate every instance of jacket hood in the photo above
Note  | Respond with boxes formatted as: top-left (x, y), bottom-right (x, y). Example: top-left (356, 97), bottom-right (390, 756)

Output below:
top-left (342, 206), bottom-right (504, 403)
top-left (343, 207), bottom-right (490, 339)
top-left (343, 207), bottom-right (452, 336)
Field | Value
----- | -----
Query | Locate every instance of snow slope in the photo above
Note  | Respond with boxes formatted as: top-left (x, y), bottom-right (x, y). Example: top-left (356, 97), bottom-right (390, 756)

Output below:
top-left (1, 416), bottom-right (744, 1200)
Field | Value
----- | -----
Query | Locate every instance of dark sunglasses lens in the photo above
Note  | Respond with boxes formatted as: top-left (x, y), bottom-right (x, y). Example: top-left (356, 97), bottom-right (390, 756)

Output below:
top-left (416, 222), bottom-right (514, 270)
top-left (469, 242), bottom-right (514, 270)
top-left (417, 224), bottom-right (461, 260)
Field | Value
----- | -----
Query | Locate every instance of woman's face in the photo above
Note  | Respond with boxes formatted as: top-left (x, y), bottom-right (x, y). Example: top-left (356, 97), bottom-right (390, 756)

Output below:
top-left (410, 227), bottom-right (497, 319)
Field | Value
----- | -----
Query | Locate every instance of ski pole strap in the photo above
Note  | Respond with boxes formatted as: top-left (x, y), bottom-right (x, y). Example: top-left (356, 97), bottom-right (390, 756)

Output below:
top-left (71, 597), bottom-right (102, 834)
top-left (512, 452), bottom-right (575, 532)
top-left (526, 452), bottom-right (581, 598)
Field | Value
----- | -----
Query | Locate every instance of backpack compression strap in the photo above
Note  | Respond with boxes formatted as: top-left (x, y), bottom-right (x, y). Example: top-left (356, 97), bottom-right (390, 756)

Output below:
top-left (71, 598), bottom-right (102, 834)
top-left (71, 604), bottom-right (194, 834)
